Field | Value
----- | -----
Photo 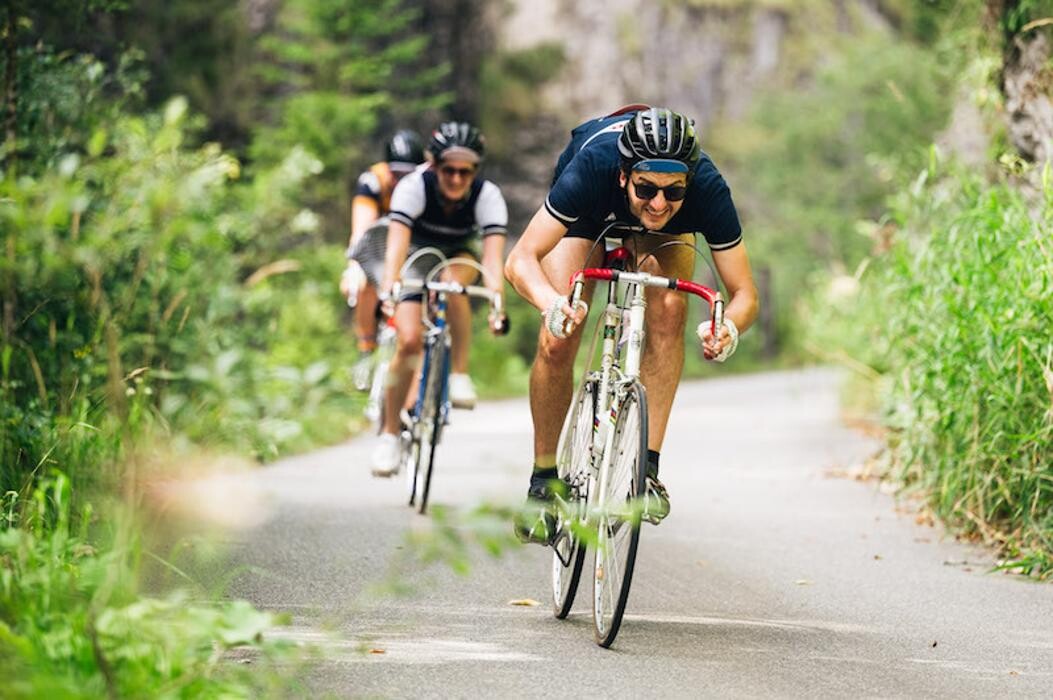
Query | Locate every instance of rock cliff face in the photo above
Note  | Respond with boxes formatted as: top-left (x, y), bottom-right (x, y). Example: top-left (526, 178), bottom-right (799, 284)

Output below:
top-left (1002, 30), bottom-right (1053, 165)
top-left (500, 0), bottom-right (789, 129)
top-left (490, 1), bottom-right (807, 227)
top-left (485, 0), bottom-right (896, 228)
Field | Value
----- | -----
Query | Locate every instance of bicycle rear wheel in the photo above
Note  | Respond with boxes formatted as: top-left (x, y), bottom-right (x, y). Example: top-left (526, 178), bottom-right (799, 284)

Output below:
top-left (404, 425), bottom-right (420, 507)
top-left (367, 327), bottom-right (397, 432)
top-left (415, 336), bottom-right (449, 514)
top-left (403, 359), bottom-right (425, 507)
top-left (593, 380), bottom-right (648, 648)
top-left (551, 378), bottom-right (597, 619)
top-left (366, 357), bottom-right (389, 433)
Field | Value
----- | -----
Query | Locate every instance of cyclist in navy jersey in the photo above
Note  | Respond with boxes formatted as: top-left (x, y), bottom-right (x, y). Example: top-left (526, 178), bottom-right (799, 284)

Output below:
top-left (504, 106), bottom-right (759, 542)
top-left (371, 121), bottom-right (509, 477)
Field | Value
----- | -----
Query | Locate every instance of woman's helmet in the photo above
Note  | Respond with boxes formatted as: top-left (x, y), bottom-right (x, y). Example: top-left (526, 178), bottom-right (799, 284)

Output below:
top-left (385, 129), bottom-right (425, 167)
top-left (427, 121), bottom-right (485, 164)
top-left (617, 107), bottom-right (700, 176)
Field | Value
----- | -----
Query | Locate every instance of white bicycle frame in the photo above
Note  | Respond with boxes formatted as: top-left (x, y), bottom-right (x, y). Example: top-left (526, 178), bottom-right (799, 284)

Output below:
top-left (590, 282), bottom-right (644, 519)
top-left (569, 269), bottom-right (724, 520)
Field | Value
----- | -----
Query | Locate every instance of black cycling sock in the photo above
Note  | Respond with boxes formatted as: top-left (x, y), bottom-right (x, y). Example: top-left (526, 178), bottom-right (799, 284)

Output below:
top-left (647, 450), bottom-right (660, 476)
top-left (532, 465), bottom-right (558, 481)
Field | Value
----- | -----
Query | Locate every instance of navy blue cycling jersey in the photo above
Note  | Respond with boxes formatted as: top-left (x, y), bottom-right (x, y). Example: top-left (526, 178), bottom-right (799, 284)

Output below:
top-left (544, 113), bottom-right (742, 250)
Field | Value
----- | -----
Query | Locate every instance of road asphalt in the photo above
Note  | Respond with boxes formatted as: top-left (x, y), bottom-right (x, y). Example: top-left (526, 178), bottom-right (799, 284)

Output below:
top-left (206, 368), bottom-right (1053, 698)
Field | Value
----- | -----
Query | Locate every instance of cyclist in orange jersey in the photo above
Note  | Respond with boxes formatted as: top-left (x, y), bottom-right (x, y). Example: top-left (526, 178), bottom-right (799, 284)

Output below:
top-left (341, 130), bottom-right (426, 391)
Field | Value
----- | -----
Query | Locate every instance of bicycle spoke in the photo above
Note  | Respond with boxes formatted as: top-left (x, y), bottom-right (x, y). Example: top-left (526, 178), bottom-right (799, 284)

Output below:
top-left (416, 339), bottom-right (447, 514)
top-left (551, 379), bottom-right (595, 619)
top-left (592, 383), bottom-right (647, 647)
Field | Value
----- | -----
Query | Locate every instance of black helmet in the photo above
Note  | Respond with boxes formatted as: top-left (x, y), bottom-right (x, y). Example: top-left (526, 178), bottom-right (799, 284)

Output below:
top-left (427, 121), bottom-right (485, 164)
top-left (617, 107), bottom-right (700, 176)
top-left (385, 129), bottom-right (425, 166)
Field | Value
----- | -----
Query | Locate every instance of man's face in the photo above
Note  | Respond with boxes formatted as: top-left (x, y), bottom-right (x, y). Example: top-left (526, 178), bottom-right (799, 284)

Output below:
top-left (436, 158), bottom-right (477, 201)
top-left (620, 170), bottom-right (688, 230)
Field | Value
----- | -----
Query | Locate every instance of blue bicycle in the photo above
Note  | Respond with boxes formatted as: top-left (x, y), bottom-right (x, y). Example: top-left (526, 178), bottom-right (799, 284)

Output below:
top-left (397, 256), bottom-right (506, 514)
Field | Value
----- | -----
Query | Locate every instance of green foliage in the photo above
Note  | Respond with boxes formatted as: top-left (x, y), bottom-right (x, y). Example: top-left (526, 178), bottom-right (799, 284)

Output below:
top-left (178, 243), bottom-right (365, 459)
top-left (1001, 0), bottom-right (1053, 34)
top-left (470, 290), bottom-right (538, 398)
top-left (250, 0), bottom-right (448, 235)
top-left (807, 157), bottom-right (1053, 577)
top-left (117, 0), bottom-right (252, 143)
top-left (0, 32), bottom-right (364, 693)
top-left (480, 42), bottom-right (566, 158)
top-left (1, 44), bottom-right (146, 170)
top-left (0, 471), bottom-right (300, 698)
top-left (711, 32), bottom-right (955, 355)
top-left (876, 0), bottom-right (984, 42)
top-left (1, 92), bottom-right (365, 487)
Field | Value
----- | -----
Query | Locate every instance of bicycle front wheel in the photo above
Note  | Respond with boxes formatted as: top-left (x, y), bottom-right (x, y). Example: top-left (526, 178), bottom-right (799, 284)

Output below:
top-left (593, 380), bottom-right (648, 648)
top-left (415, 336), bottom-right (449, 515)
top-left (551, 378), bottom-right (597, 619)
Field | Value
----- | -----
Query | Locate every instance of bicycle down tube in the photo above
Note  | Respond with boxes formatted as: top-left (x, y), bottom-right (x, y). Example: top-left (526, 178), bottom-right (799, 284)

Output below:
top-left (569, 268), bottom-right (724, 502)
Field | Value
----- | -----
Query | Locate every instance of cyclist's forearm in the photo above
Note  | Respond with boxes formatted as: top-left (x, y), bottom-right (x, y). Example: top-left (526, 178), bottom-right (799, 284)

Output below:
top-left (711, 243), bottom-right (759, 334)
top-left (505, 207), bottom-right (571, 312)
top-left (481, 235), bottom-right (507, 293)
top-left (349, 198), bottom-right (380, 247)
top-left (505, 247), bottom-right (561, 313)
top-left (724, 284), bottom-right (759, 334)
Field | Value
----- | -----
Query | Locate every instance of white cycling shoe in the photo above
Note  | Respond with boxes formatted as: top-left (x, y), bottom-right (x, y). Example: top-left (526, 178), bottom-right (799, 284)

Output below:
top-left (371, 433), bottom-right (401, 477)
top-left (448, 373), bottom-right (477, 409)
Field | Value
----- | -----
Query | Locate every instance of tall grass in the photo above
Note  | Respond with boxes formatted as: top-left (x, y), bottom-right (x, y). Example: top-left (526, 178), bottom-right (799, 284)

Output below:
top-left (1, 471), bottom-right (302, 698)
top-left (810, 158), bottom-right (1053, 577)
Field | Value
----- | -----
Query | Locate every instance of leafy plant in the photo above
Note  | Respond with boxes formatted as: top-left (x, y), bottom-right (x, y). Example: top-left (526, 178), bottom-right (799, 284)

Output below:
top-left (710, 31), bottom-right (956, 358)
top-left (807, 155), bottom-right (1053, 577)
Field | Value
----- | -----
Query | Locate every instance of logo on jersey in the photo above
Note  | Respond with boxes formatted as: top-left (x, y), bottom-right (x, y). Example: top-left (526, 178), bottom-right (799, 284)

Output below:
top-left (581, 119), bottom-right (629, 150)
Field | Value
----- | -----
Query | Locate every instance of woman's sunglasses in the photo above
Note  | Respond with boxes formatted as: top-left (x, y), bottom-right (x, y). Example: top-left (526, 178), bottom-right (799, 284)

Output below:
top-left (631, 179), bottom-right (688, 202)
top-left (439, 165), bottom-right (476, 179)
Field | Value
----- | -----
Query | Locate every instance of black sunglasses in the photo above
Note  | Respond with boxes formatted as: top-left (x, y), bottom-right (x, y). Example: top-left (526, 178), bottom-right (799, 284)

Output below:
top-left (631, 179), bottom-right (688, 202)
top-left (439, 165), bottom-right (476, 179)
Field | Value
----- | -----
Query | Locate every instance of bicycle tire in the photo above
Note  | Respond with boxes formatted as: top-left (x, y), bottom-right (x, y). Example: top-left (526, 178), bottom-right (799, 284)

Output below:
top-left (593, 380), bottom-right (648, 648)
top-left (416, 336), bottom-right (449, 514)
top-left (552, 378), bottom-right (597, 619)
top-left (405, 427), bottom-right (420, 507)
top-left (403, 356), bottom-right (424, 507)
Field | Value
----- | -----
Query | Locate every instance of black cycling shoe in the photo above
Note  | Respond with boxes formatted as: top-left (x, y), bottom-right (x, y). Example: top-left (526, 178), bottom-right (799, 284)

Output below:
top-left (513, 472), bottom-right (569, 545)
top-left (642, 466), bottom-right (670, 525)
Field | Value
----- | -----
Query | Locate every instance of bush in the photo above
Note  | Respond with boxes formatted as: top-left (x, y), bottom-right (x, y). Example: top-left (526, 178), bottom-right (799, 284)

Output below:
top-left (0, 472), bottom-right (300, 698)
top-left (809, 157), bottom-right (1053, 577)
top-left (711, 32), bottom-right (955, 359)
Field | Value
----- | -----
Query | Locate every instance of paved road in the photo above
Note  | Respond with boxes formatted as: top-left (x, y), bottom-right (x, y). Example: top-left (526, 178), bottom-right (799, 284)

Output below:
top-left (212, 368), bottom-right (1053, 697)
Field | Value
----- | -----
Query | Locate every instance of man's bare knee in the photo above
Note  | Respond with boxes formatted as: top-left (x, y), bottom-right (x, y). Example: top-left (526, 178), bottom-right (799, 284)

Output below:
top-left (536, 332), bottom-right (579, 368)
top-left (648, 292), bottom-right (688, 336)
top-left (397, 332), bottom-right (423, 357)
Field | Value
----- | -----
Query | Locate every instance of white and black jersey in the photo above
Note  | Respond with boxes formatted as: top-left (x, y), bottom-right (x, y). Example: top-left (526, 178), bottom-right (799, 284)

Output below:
top-left (389, 168), bottom-right (508, 245)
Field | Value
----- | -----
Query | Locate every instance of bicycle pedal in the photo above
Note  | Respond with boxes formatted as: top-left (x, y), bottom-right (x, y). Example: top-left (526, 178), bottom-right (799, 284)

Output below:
top-left (641, 512), bottom-right (663, 526)
top-left (641, 496), bottom-right (669, 525)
